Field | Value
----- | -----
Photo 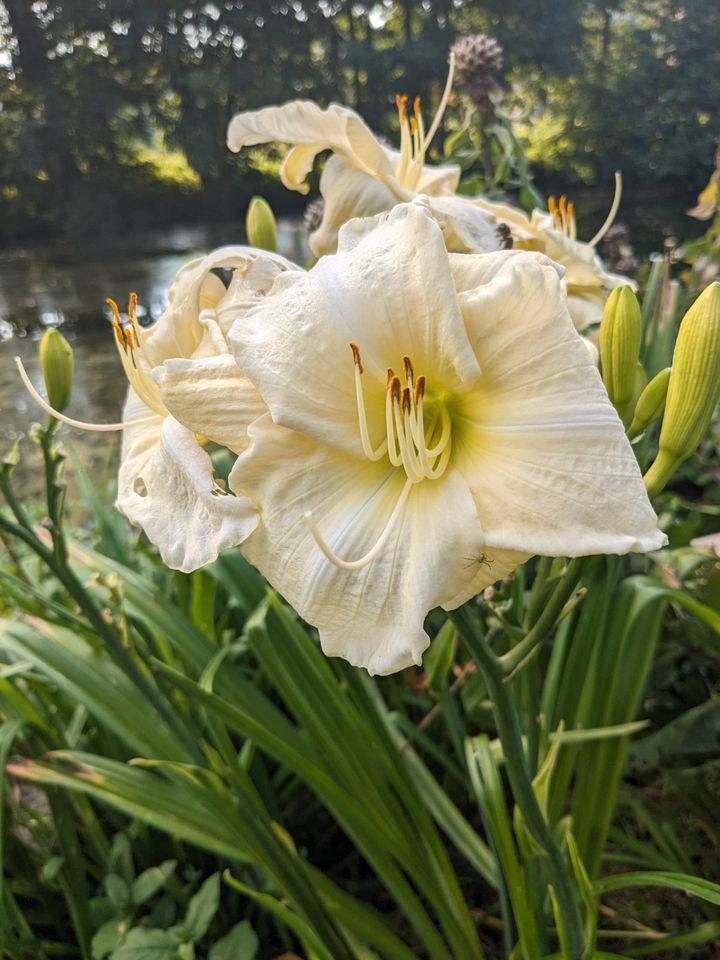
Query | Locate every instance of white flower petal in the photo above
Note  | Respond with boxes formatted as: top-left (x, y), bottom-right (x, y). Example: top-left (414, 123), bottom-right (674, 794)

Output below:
top-left (117, 406), bottom-right (258, 573)
top-left (226, 101), bottom-right (393, 193)
top-left (416, 163), bottom-right (461, 195)
top-left (154, 355), bottom-right (266, 454)
top-left (142, 245), bottom-right (297, 366)
top-left (311, 155), bottom-right (402, 257)
top-left (427, 195), bottom-right (502, 254)
top-left (451, 254), bottom-right (665, 556)
top-left (230, 202), bottom-right (481, 458)
top-left (230, 415), bottom-right (510, 675)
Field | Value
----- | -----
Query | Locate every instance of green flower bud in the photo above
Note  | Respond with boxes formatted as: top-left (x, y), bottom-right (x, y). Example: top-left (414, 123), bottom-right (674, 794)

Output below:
top-left (599, 286), bottom-right (642, 425)
top-left (628, 367), bottom-right (671, 438)
top-left (644, 282), bottom-right (720, 496)
top-left (245, 195), bottom-right (277, 252)
top-left (38, 328), bottom-right (74, 413)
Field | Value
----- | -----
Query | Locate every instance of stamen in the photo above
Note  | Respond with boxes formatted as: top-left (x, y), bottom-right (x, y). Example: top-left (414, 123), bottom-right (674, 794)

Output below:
top-left (588, 171), bottom-right (623, 247)
top-left (402, 355), bottom-right (414, 388)
top-left (106, 297), bottom-right (122, 325)
top-left (350, 341), bottom-right (364, 374)
top-left (396, 94), bottom-right (408, 123)
top-left (304, 478), bottom-right (413, 571)
top-left (385, 374), bottom-right (402, 467)
top-left (567, 200), bottom-right (576, 240)
top-left (15, 357), bottom-right (158, 432)
top-left (350, 343), bottom-right (387, 461)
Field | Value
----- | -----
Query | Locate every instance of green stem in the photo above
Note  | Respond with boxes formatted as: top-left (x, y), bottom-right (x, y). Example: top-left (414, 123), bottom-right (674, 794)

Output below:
top-left (450, 605), bottom-right (586, 959)
top-left (500, 559), bottom-right (586, 676)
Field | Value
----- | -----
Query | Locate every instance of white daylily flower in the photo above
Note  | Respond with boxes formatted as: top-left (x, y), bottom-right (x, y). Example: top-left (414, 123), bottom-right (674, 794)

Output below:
top-left (227, 64), bottom-right (500, 258)
top-left (18, 246), bottom-right (297, 572)
top-left (227, 201), bottom-right (665, 676)
top-left (472, 180), bottom-right (635, 331)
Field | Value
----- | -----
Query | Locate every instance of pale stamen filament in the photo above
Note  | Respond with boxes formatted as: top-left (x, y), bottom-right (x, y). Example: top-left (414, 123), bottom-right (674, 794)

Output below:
top-left (304, 477), bottom-right (413, 571)
top-left (393, 52), bottom-right (455, 191)
top-left (350, 345), bottom-right (452, 483)
top-left (392, 384), bottom-right (424, 482)
top-left (15, 357), bottom-right (158, 432)
top-left (589, 171), bottom-right (623, 247)
top-left (385, 371), bottom-right (403, 467)
top-left (351, 342), bottom-right (387, 461)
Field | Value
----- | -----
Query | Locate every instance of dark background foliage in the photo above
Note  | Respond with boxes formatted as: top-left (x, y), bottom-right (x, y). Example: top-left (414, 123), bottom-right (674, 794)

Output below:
top-left (0, 0), bottom-right (718, 244)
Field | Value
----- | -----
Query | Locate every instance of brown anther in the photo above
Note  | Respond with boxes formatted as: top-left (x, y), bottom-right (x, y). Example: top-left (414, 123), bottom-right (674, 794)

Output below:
top-left (402, 355), bottom-right (414, 384)
top-left (559, 195), bottom-right (567, 216)
top-left (387, 367), bottom-right (395, 386)
top-left (414, 374), bottom-right (426, 404)
top-left (413, 96), bottom-right (421, 118)
top-left (112, 320), bottom-right (124, 349)
top-left (409, 116), bottom-right (418, 136)
top-left (395, 94), bottom-right (408, 121)
top-left (567, 200), bottom-right (575, 222)
top-left (123, 326), bottom-right (136, 350)
top-left (106, 297), bottom-right (121, 324)
top-left (128, 291), bottom-right (138, 324)
top-left (350, 342), bottom-right (363, 373)
top-left (402, 386), bottom-right (412, 415)
top-left (390, 375), bottom-right (401, 405)
top-left (548, 196), bottom-right (557, 215)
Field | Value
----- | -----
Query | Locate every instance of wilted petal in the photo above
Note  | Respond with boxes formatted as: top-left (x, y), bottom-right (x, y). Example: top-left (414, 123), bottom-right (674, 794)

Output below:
top-left (452, 254), bottom-right (665, 556)
top-left (154, 355), bottom-right (266, 454)
top-left (230, 202), bottom-right (480, 458)
top-left (227, 101), bottom-right (393, 194)
top-left (117, 399), bottom-right (258, 573)
top-left (230, 416), bottom-right (505, 675)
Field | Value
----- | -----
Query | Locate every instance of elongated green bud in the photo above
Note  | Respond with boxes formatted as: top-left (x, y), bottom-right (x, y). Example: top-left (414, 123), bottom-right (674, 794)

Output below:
top-left (245, 195), bottom-right (277, 252)
top-left (38, 328), bottom-right (74, 413)
top-left (628, 367), bottom-right (671, 438)
top-left (644, 282), bottom-right (720, 496)
top-left (599, 286), bottom-right (642, 424)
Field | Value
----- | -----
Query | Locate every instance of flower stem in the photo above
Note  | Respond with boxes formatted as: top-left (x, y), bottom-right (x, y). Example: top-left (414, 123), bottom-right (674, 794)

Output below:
top-left (450, 605), bottom-right (586, 959)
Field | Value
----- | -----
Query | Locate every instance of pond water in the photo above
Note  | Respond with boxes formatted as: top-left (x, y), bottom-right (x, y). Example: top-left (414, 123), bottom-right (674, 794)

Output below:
top-left (0, 220), bottom-right (310, 508)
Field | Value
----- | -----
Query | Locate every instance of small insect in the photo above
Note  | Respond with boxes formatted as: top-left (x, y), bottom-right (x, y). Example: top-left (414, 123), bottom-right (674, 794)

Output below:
top-left (463, 552), bottom-right (494, 571)
top-left (496, 223), bottom-right (514, 249)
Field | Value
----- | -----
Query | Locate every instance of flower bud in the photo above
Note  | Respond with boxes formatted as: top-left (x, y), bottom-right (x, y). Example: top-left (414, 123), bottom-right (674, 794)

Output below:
top-left (245, 195), bottom-right (277, 252)
top-left (38, 328), bottom-right (74, 413)
top-left (599, 285), bottom-right (642, 424)
top-left (628, 367), bottom-right (670, 438)
top-left (644, 282), bottom-right (720, 496)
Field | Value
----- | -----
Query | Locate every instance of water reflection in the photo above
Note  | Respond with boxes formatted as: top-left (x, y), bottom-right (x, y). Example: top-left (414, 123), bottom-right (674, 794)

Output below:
top-left (0, 220), bottom-right (309, 508)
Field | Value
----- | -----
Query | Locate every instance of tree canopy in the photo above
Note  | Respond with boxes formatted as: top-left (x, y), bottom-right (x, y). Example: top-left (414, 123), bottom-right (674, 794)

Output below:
top-left (0, 0), bottom-right (718, 243)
